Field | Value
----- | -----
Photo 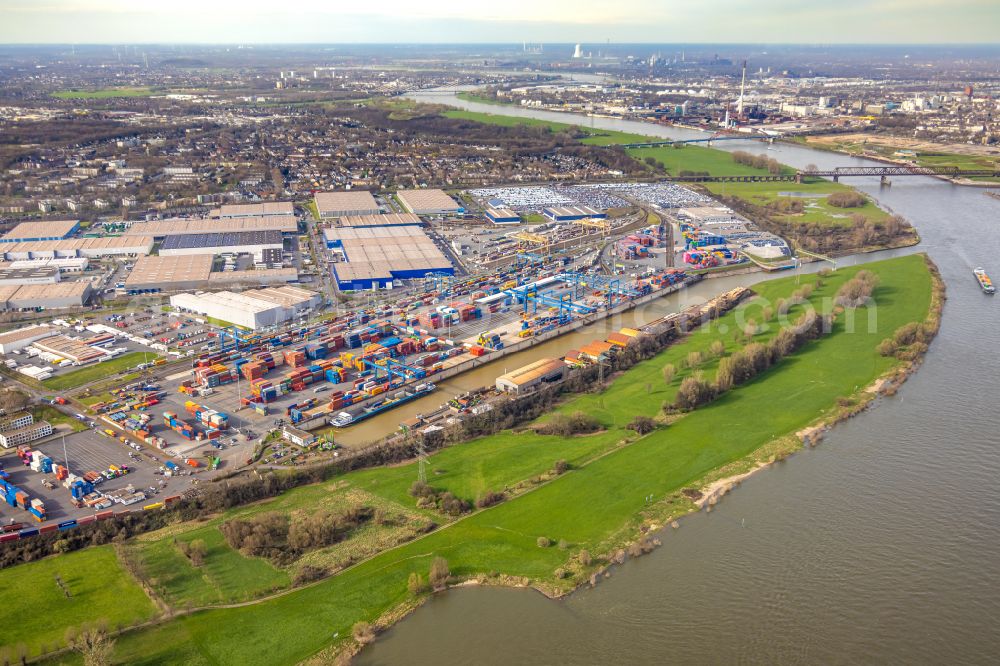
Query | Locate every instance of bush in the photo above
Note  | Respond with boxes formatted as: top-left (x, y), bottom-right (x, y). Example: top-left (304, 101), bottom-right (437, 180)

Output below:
top-left (538, 411), bottom-right (601, 436)
top-left (661, 363), bottom-right (676, 385)
top-left (352, 621), bottom-right (375, 645)
top-left (578, 550), bottom-right (592, 566)
top-left (407, 572), bottom-right (426, 595)
top-left (685, 351), bottom-right (703, 369)
top-left (709, 340), bottom-right (725, 358)
top-left (827, 191), bottom-right (867, 208)
top-left (536, 536), bottom-right (551, 548)
top-left (552, 459), bottom-right (569, 475)
top-left (892, 322), bottom-right (922, 347)
top-left (674, 373), bottom-right (716, 411)
top-left (293, 565), bottom-right (328, 586)
top-left (475, 490), bottom-right (505, 509)
top-left (877, 338), bottom-right (897, 357)
top-left (835, 270), bottom-right (880, 308)
top-left (429, 556), bottom-right (450, 591)
top-left (626, 415), bottom-right (657, 435)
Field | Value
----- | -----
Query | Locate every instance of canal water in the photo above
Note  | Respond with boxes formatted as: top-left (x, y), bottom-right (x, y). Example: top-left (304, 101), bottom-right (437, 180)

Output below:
top-left (355, 92), bottom-right (1000, 665)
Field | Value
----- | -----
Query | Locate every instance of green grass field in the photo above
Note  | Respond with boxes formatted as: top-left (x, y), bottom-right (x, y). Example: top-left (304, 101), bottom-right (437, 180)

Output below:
top-left (31, 405), bottom-right (88, 432)
top-left (26, 255), bottom-right (934, 665)
top-left (51, 88), bottom-right (157, 99)
top-left (0, 547), bottom-right (156, 656)
top-left (129, 526), bottom-right (290, 608)
top-left (704, 179), bottom-right (891, 227)
top-left (42, 352), bottom-right (156, 392)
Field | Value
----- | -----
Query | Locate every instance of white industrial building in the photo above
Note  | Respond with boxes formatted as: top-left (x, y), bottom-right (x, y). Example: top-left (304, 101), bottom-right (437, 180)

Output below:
top-left (219, 202), bottom-right (295, 218)
top-left (158, 230), bottom-right (284, 261)
top-left (170, 286), bottom-right (321, 330)
top-left (0, 236), bottom-right (153, 261)
top-left (0, 325), bottom-right (58, 355)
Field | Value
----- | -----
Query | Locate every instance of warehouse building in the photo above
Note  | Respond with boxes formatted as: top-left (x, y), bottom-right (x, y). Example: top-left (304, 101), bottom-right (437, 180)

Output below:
top-left (485, 207), bottom-right (521, 224)
top-left (170, 286), bottom-right (321, 330)
top-left (0, 220), bottom-right (80, 243)
top-left (315, 191), bottom-right (380, 218)
top-left (124, 254), bottom-right (297, 293)
top-left (219, 201), bottom-right (295, 218)
top-left (2, 258), bottom-right (88, 273)
top-left (326, 225), bottom-right (453, 291)
top-left (0, 282), bottom-right (92, 310)
top-left (33, 334), bottom-right (110, 365)
top-left (159, 230), bottom-right (284, 260)
top-left (496, 358), bottom-right (567, 395)
top-left (542, 205), bottom-right (606, 221)
top-left (122, 216), bottom-right (297, 237)
top-left (396, 189), bottom-right (464, 216)
top-left (338, 213), bottom-right (420, 228)
top-left (0, 236), bottom-right (153, 261)
top-left (0, 325), bottom-right (57, 355)
top-left (0, 265), bottom-right (61, 285)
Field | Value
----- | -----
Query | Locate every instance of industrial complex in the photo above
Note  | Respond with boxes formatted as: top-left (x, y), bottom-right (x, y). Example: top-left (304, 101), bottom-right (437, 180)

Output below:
top-left (314, 191), bottom-right (381, 218)
top-left (395, 189), bottom-right (464, 216)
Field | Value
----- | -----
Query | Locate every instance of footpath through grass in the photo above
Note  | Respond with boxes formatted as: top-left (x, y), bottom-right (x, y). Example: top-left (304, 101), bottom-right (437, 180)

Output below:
top-left (21, 254), bottom-right (933, 666)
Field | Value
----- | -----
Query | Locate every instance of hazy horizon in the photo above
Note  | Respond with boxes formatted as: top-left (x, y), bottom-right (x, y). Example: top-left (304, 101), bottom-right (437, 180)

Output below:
top-left (2, 1), bottom-right (998, 45)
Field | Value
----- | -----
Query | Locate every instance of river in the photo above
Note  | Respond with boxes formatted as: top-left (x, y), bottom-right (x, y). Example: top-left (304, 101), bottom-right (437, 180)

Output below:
top-left (355, 91), bottom-right (1000, 665)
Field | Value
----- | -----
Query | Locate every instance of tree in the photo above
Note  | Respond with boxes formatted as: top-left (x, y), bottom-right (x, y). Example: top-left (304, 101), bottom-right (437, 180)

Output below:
top-left (537, 536), bottom-right (552, 548)
top-left (407, 572), bottom-right (426, 595)
top-left (66, 620), bottom-right (114, 666)
top-left (0, 389), bottom-right (30, 416)
top-left (626, 415), bottom-right (657, 435)
top-left (661, 363), bottom-right (676, 385)
top-left (674, 373), bottom-right (715, 411)
top-left (352, 621), bottom-right (375, 645)
top-left (709, 340), bottom-right (725, 358)
top-left (429, 556), bottom-right (450, 591)
top-left (685, 351), bottom-right (703, 369)
top-left (187, 539), bottom-right (207, 567)
top-left (578, 550), bottom-right (592, 566)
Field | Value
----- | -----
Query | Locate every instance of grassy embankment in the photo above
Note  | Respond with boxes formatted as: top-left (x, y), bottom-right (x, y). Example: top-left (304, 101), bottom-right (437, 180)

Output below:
top-left (455, 92), bottom-right (510, 106)
top-left (51, 88), bottom-right (157, 99)
top-left (40, 352), bottom-right (156, 392)
top-left (4, 255), bottom-right (936, 664)
top-left (442, 109), bottom-right (906, 248)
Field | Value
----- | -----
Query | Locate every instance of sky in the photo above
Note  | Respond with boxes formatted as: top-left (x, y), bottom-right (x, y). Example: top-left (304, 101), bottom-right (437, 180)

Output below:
top-left (1, 0), bottom-right (998, 44)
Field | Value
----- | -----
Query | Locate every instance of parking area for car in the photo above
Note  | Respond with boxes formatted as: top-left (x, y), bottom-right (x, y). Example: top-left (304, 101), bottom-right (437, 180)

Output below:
top-left (0, 429), bottom-right (195, 523)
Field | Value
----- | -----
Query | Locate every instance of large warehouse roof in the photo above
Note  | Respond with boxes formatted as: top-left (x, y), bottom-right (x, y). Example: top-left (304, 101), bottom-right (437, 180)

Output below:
top-left (314, 191), bottom-right (379, 217)
top-left (125, 254), bottom-right (213, 288)
top-left (1, 220), bottom-right (80, 242)
top-left (0, 282), bottom-right (91, 309)
top-left (161, 230), bottom-right (283, 251)
top-left (338, 213), bottom-right (420, 228)
top-left (0, 236), bottom-right (154, 258)
top-left (122, 216), bottom-right (297, 237)
top-left (218, 202), bottom-right (294, 218)
top-left (396, 189), bottom-right (462, 214)
top-left (328, 224), bottom-right (452, 288)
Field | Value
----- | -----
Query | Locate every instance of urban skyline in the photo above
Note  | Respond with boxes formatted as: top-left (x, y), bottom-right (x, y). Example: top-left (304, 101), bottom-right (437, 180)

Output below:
top-left (1, 0), bottom-right (998, 44)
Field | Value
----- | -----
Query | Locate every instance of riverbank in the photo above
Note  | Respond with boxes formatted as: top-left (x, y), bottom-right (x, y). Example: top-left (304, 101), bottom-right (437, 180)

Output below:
top-left (3, 255), bottom-right (938, 666)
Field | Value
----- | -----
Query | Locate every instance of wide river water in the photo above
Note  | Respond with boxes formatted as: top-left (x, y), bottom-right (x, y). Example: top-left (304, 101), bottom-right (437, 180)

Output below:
top-left (355, 91), bottom-right (1000, 665)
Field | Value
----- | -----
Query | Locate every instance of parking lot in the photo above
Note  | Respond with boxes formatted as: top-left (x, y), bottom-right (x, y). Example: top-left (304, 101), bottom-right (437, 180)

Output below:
top-left (0, 428), bottom-right (197, 523)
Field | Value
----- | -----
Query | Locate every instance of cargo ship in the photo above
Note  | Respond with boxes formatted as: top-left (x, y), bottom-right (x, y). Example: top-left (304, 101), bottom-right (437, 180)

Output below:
top-left (974, 267), bottom-right (995, 294)
top-left (330, 382), bottom-right (436, 427)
